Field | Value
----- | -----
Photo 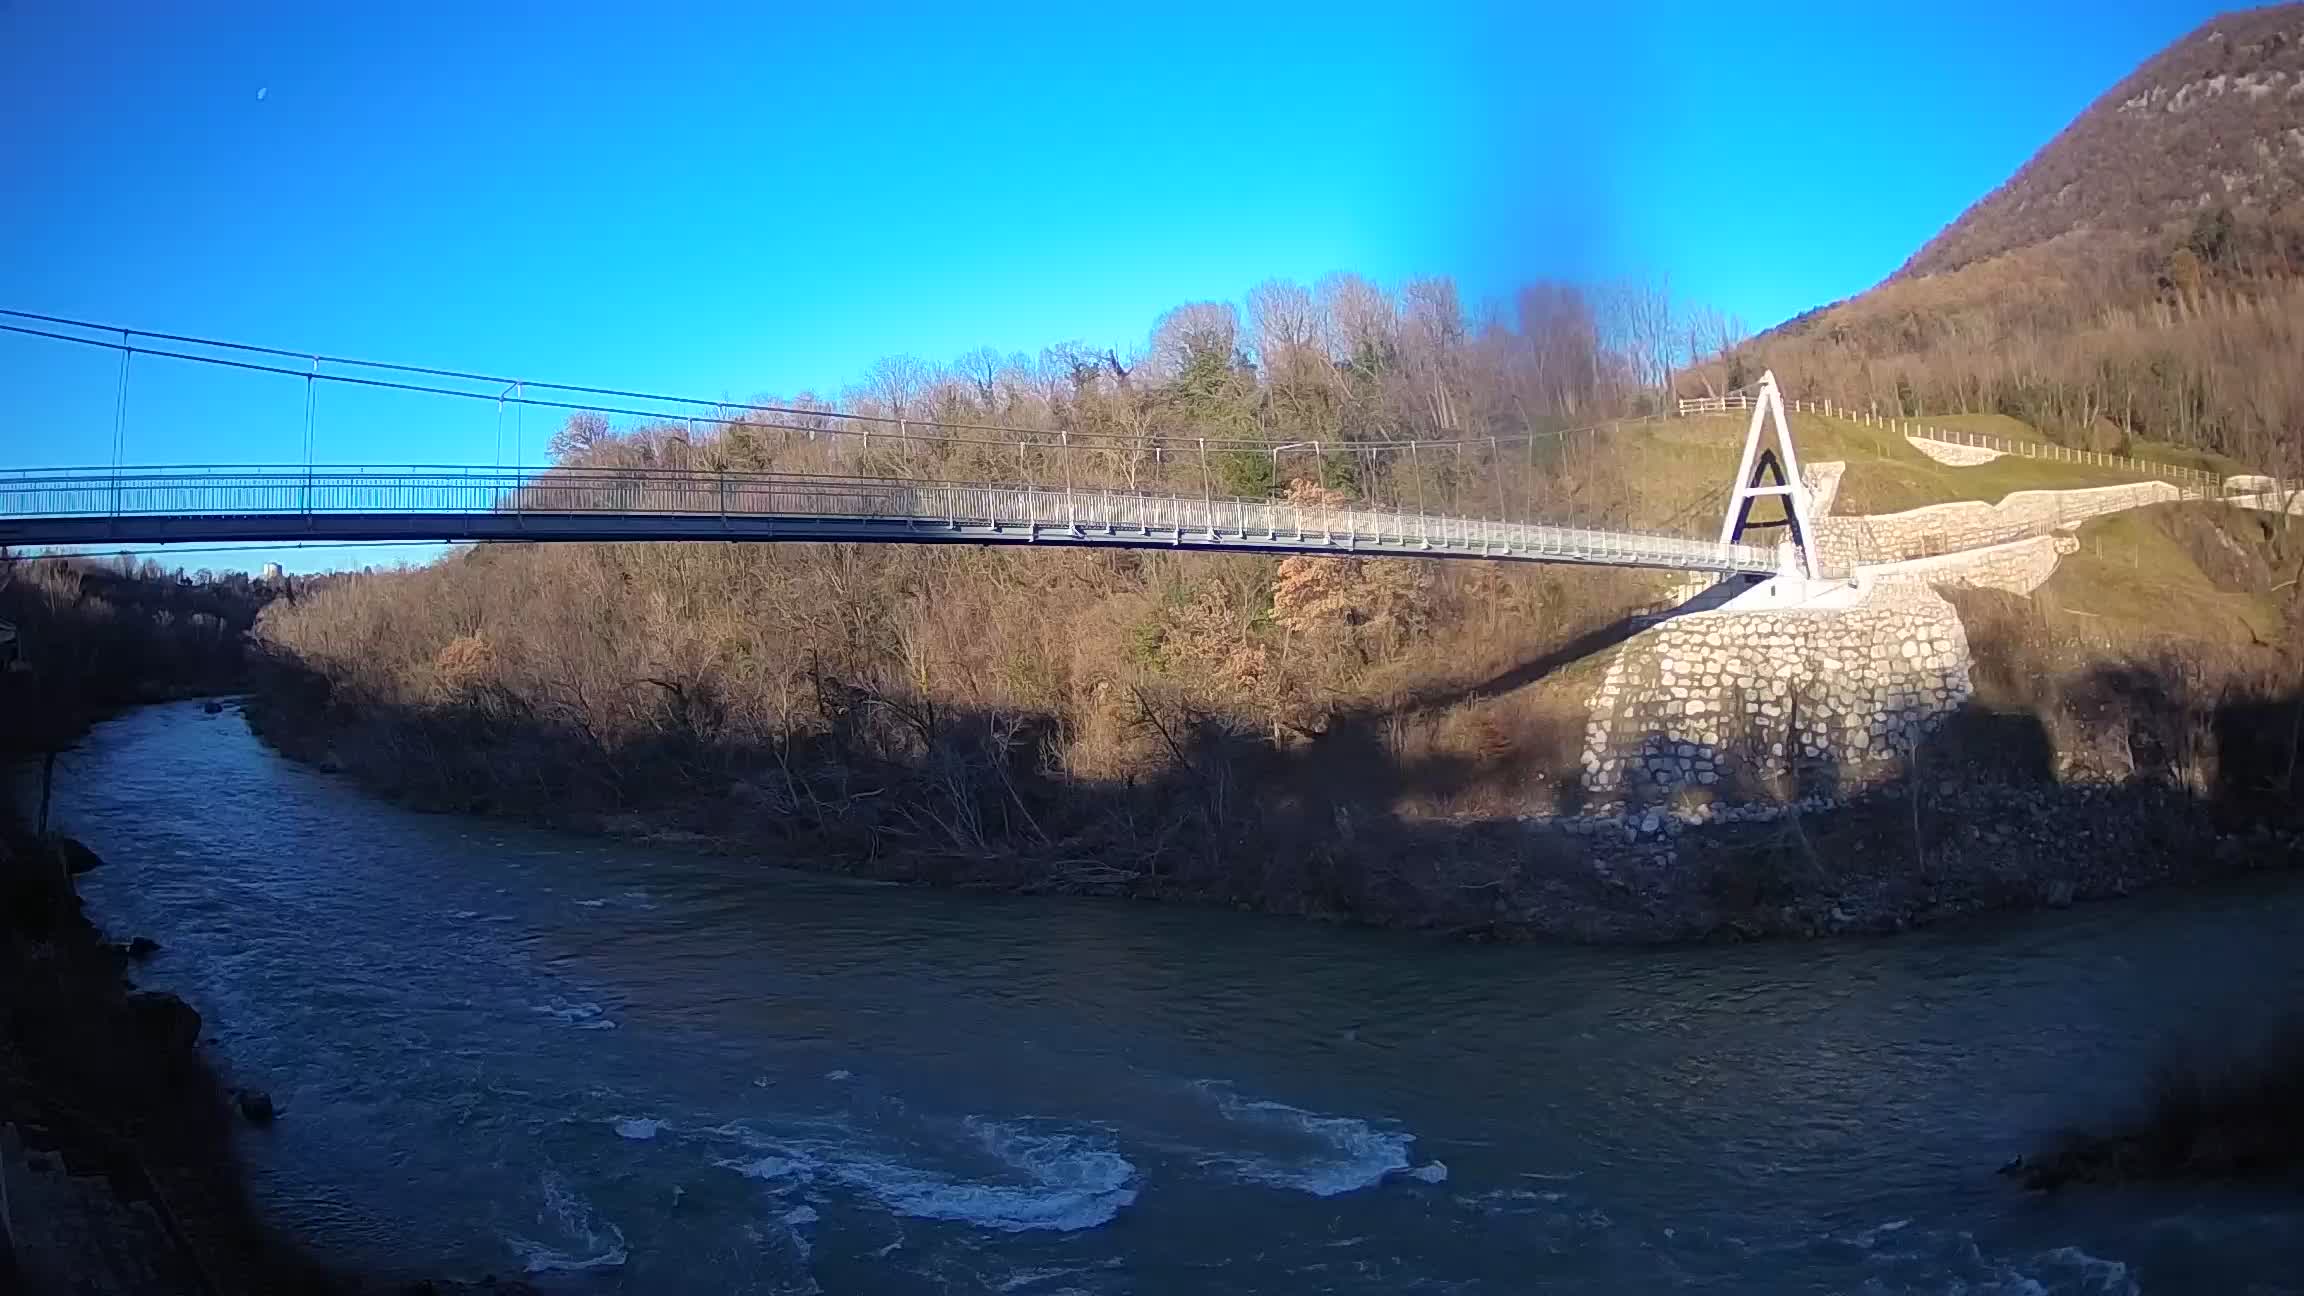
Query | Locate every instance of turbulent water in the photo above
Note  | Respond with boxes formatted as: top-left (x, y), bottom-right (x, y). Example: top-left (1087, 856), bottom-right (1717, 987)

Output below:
top-left (38, 701), bottom-right (2304, 1293)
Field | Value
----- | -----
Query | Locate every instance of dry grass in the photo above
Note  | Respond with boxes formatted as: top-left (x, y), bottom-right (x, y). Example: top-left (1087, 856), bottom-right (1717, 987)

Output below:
top-left (1675, 411), bottom-right (2171, 517)
top-left (2034, 506), bottom-right (2288, 645)
top-left (2012, 1020), bottom-right (2304, 1190)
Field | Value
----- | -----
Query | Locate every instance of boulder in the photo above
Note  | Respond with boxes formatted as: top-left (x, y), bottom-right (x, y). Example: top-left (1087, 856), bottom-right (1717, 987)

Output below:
top-left (52, 836), bottom-right (103, 875)
top-left (124, 991), bottom-right (201, 1057)
top-left (112, 935), bottom-right (162, 960)
top-left (235, 1087), bottom-right (277, 1124)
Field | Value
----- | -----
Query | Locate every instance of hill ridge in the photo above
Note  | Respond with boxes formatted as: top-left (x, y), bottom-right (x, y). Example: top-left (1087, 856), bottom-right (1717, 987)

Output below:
top-left (1896, 3), bottom-right (2304, 280)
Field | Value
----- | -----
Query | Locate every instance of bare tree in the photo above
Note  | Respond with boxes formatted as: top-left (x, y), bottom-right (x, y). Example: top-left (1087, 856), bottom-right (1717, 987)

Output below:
top-left (1622, 276), bottom-right (1676, 395)
top-left (953, 347), bottom-right (1006, 414)
top-left (1149, 302), bottom-right (1242, 377)
top-left (548, 411), bottom-right (612, 464)
top-left (862, 354), bottom-right (932, 422)
top-left (1400, 277), bottom-right (1468, 432)
top-left (1317, 272), bottom-right (1395, 368)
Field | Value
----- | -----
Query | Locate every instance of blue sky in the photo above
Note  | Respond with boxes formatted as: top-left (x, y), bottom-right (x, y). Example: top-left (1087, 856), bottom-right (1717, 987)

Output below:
top-left (0, 0), bottom-right (2241, 569)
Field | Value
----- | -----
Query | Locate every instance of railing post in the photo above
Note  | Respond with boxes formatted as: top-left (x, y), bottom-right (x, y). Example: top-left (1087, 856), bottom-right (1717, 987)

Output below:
top-left (1411, 442), bottom-right (1426, 546)
top-left (1061, 430), bottom-right (1073, 527)
top-left (1524, 432), bottom-right (1535, 524)
top-left (302, 355), bottom-right (318, 521)
top-left (1317, 441), bottom-right (1330, 540)
top-left (1199, 437), bottom-right (1212, 537)
top-left (109, 337), bottom-right (132, 522)
top-left (1490, 436), bottom-right (1504, 532)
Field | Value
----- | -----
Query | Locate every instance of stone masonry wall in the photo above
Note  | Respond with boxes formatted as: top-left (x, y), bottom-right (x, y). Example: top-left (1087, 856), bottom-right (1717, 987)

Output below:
top-left (1865, 533), bottom-right (2076, 597)
top-left (1574, 532), bottom-right (2077, 820)
top-left (1567, 457), bottom-right (2186, 825)
top-left (1907, 435), bottom-right (2003, 466)
top-left (1814, 480), bottom-right (2178, 568)
top-left (1578, 583), bottom-right (1969, 815)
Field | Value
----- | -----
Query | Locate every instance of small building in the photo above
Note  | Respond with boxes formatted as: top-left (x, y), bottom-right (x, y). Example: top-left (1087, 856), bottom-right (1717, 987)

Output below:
top-left (261, 561), bottom-right (285, 583)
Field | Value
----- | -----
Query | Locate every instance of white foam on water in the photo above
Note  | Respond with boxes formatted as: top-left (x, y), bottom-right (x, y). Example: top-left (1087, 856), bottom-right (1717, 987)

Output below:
top-left (612, 1116), bottom-right (667, 1140)
top-left (2030, 1246), bottom-right (2138, 1295)
top-left (1187, 1081), bottom-right (1416, 1196)
top-left (574, 898), bottom-right (608, 908)
top-left (507, 1170), bottom-right (628, 1274)
top-left (533, 999), bottom-right (609, 1025)
top-left (783, 1204), bottom-right (820, 1226)
top-left (995, 1264), bottom-right (1111, 1292)
top-left (715, 1153), bottom-right (811, 1182)
top-left (826, 1118), bottom-right (1138, 1233)
top-left (1405, 1160), bottom-right (1449, 1184)
top-left (705, 1112), bottom-right (1135, 1234)
top-left (826, 1069), bottom-right (854, 1081)
top-left (1840, 1227), bottom-right (2140, 1296)
top-left (1847, 1217), bottom-right (1912, 1248)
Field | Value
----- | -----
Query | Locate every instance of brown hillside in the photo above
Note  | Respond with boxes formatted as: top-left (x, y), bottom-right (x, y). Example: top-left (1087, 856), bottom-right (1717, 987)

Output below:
top-left (1899, 4), bottom-right (2304, 280)
top-left (1732, 7), bottom-right (2304, 473)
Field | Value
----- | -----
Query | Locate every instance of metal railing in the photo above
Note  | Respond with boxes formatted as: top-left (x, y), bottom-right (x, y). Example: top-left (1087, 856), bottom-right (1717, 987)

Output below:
top-left (0, 465), bottom-right (1781, 575)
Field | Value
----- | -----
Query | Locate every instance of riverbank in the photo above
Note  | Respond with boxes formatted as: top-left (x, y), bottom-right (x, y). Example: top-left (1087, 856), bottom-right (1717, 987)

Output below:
top-left (244, 688), bottom-right (2302, 946)
top-left (2004, 1021), bottom-right (2304, 1191)
top-left (37, 697), bottom-right (2304, 1290)
top-left (0, 817), bottom-right (539, 1294)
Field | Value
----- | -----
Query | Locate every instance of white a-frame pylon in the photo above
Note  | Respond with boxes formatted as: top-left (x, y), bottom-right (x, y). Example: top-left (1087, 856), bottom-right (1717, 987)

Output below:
top-left (1716, 370), bottom-right (1820, 579)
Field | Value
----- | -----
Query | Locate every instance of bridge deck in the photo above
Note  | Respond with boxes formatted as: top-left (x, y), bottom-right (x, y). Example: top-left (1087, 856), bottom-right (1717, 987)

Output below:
top-left (0, 467), bottom-right (1781, 575)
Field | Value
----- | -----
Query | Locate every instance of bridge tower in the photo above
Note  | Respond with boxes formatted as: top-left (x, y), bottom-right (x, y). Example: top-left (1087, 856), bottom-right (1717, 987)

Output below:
top-left (1717, 370), bottom-right (1821, 580)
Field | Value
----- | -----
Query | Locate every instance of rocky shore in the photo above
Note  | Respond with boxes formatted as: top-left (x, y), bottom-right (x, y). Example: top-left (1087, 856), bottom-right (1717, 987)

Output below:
top-left (246, 686), bottom-right (2300, 946)
top-left (1525, 777), bottom-right (2301, 943)
top-left (2002, 1023), bottom-right (2304, 1192)
top-left (0, 821), bottom-right (536, 1295)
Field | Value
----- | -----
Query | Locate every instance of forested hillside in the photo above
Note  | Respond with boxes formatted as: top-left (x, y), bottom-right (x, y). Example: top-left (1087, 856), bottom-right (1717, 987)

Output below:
top-left (1740, 5), bottom-right (2304, 474)
top-left (1, 555), bottom-right (277, 757)
top-left (253, 273), bottom-right (1708, 916)
top-left (1899, 4), bottom-right (2304, 280)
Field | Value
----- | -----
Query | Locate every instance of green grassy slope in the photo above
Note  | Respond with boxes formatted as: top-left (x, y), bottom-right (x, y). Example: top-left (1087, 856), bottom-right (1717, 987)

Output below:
top-left (2031, 504), bottom-right (2287, 644)
top-left (1666, 412), bottom-right (2169, 518)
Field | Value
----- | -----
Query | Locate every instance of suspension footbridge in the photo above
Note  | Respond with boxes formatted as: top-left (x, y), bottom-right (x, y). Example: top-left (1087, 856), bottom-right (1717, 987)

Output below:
top-left (0, 311), bottom-right (1797, 575)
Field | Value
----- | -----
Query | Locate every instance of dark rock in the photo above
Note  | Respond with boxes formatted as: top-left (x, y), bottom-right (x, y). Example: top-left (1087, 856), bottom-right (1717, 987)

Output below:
top-left (124, 935), bottom-right (161, 959)
top-left (53, 836), bottom-right (103, 875)
top-left (124, 990), bottom-right (202, 1057)
top-left (202, 700), bottom-right (225, 714)
top-left (235, 1087), bottom-right (277, 1124)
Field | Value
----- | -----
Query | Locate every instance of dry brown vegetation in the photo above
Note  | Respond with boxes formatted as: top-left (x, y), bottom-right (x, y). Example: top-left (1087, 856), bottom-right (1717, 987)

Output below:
top-left (1901, 5), bottom-right (2304, 281)
top-left (1726, 8), bottom-right (2304, 479)
top-left (0, 553), bottom-right (275, 758)
top-left (252, 270), bottom-right (1716, 872)
top-left (1736, 238), bottom-right (2304, 477)
top-left (1943, 503), bottom-right (2304, 809)
top-left (252, 527), bottom-right (1662, 907)
top-left (203, 267), bottom-right (1801, 923)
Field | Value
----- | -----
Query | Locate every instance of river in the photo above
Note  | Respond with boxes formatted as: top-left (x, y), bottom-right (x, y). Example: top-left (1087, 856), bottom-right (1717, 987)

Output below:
top-left (36, 700), bottom-right (2304, 1293)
